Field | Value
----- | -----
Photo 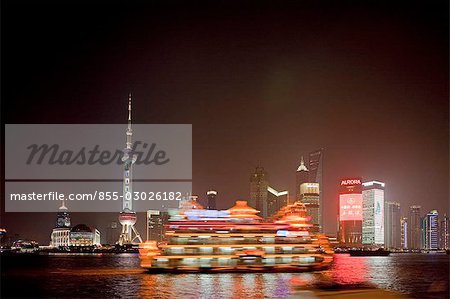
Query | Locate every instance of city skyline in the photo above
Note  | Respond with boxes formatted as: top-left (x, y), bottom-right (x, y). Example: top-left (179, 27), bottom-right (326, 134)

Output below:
top-left (2, 1), bottom-right (448, 242)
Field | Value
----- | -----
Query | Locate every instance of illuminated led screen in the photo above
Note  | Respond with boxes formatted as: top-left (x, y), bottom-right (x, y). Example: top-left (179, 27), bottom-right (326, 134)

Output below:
top-left (339, 193), bottom-right (362, 221)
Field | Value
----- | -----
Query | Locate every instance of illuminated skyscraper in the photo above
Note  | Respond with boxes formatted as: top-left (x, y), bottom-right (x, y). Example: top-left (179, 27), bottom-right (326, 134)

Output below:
top-left (338, 178), bottom-right (363, 247)
top-left (401, 217), bottom-right (408, 249)
top-left (295, 156), bottom-right (309, 201)
top-left (299, 183), bottom-right (320, 232)
top-left (250, 166), bottom-right (269, 218)
top-left (206, 190), bottom-right (218, 210)
top-left (440, 215), bottom-right (449, 249)
top-left (362, 181), bottom-right (385, 246)
top-left (308, 149), bottom-right (323, 229)
top-left (267, 186), bottom-right (289, 218)
top-left (422, 210), bottom-right (439, 250)
top-left (408, 205), bottom-right (421, 250)
top-left (385, 201), bottom-right (401, 249)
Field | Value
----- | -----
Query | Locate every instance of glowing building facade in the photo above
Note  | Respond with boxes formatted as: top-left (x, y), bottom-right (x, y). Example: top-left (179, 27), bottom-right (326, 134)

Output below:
top-left (362, 181), bottom-right (385, 246)
top-left (69, 224), bottom-right (101, 247)
top-left (299, 183), bottom-right (320, 232)
top-left (50, 201), bottom-right (71, 248)
top-left (338, 178), bottom-right (363, 247)
top-left (401, 217), bottom-right (408, 249)
top-left (441, 215), bottom-right (449, 250)
top-left (422, 210), bottom-right (439, 250)
top-left (308, 149), bottom-right (323, 229)
top-left (295, 156), bottom-right (309, 201)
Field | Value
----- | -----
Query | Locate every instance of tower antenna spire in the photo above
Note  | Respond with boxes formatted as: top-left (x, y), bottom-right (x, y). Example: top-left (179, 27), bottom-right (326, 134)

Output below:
top-left (128, 92), bottom-right (132, 124)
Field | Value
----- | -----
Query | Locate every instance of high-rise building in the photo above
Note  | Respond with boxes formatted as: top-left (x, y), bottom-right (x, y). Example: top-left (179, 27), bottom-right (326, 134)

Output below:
top-left (362, 181), bottom-right (385, 246)
top-left (299, 183), bottom-right (320, 232)
top-left (422, 210), bottom-right (439, 250)
top-left (338, 178), bottom-right (363, 247)
top-left (385, 201), bottom-right (401, 249)
top-left (50, 201), bottom-right (71, 248)
top-left (146, 210), bottom-right (169, 242)
top-left (206, 190), bottom-right (218, 210)
top-left (408, 205), bottom-right (421, 250)
top-left (295, 156), bottom-right (309, 201)
top-left (308, 149), bottom-right (323, 229)
top-left (267, 186), bottom-right (289, 217)
top-left (250, 166), bottom-right (269, 218)
top-left (440, 215), bottom-right (449, 250)
top-left (118, 94), bottom-right (143, 245)
top-left (401, 217), bottom-right (408, 249)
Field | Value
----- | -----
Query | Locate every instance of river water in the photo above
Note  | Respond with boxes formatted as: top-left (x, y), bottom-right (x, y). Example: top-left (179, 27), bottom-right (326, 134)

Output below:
top-left (1, 253), bottom-right (448, 298)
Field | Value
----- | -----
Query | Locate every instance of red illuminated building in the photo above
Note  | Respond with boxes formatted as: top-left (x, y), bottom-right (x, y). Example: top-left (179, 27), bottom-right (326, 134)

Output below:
top-left (338, 178), bottom-right (363, 247)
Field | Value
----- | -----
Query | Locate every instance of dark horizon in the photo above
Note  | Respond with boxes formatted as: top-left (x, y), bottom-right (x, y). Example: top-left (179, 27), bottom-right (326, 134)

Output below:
top-left (2, 1), bottom-right (448, 243)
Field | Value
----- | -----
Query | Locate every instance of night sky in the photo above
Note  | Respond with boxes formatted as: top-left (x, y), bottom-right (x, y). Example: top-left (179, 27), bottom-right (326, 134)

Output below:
top-left (2, 1), bottom-right (448, 243)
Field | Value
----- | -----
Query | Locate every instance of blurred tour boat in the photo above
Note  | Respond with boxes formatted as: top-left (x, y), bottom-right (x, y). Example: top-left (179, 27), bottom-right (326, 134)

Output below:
top-left (139, 199), bottom-right (333, 272)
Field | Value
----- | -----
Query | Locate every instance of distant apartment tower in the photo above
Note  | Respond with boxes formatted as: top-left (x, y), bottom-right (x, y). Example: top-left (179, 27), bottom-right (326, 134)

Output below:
top-left (295, 156), bottom-right (309, 201)
top-left (422, 210), bottom-right (439, 250)
top-left (401, 217), bottom-right (408, 249)
top-left (250, 166), bottom-right (269, 218)
top-left (408, 205), bottom-right (421, 250)
top-left (267, 186), bottom-right (289, 217)
top-left (338, 178), bottom-right (363, 247)
top-left (362, 181), bottom-right (385, 246)
top-left (299, 183), bottom-right (320, 232)
top-left (385, 201), bottom-right (401, 249)
top-left (440, 215), bottom-right (449, 249)
top-left (308, 149), bottom-right (323, 229)
top-left (206, 190), bottom-right (217, 210)
top-left (146, 210), bottom-right (169, 242)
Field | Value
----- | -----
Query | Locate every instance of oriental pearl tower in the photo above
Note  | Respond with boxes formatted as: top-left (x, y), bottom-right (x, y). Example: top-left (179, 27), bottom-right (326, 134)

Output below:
top-left (118, 93), bottom-right (143, 245)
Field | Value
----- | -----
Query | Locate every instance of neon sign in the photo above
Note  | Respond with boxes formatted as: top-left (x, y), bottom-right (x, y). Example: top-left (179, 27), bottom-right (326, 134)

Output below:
top-left (341, 179), bottom-right (362, 186)
top-left (339, 194), bottom-right (362, 221)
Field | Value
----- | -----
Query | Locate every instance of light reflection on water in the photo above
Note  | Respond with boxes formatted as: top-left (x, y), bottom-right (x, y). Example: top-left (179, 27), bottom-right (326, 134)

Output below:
top-left (1, 253), bottom-right (448, 299)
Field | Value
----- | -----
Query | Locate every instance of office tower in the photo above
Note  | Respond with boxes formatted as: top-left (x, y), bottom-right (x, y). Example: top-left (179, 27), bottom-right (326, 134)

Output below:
top-left (385, 201), bottom-right (401, 249)
top-left (267, 186), bottom-right (289, 217)
top-left (440, 215), bottom-right (449, 249)
top-left (206, 190), bottom-right (218, 210)
top-left (118, 94), bottom-right (143, 245)
top-left (422, 210), bottom-right (439, 250)
top-left (408, 205), bottom-right (421, 250)
top-left (296, 156), bottom-right (309, 200)
top-left (146, 210), bottom-right (169, 242)
top-left (250, 166), bottom-right (269, 218)
top-left (338, 178), bottom-right (363, 247)
top-left (308, 149), bottom-right (323, 229)
top-left (401, 217), bottom-right (408, 249)
top-left (299, 183), bottom-right (320, 232)
top-left (362, 181), bottom-right (385, 246)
